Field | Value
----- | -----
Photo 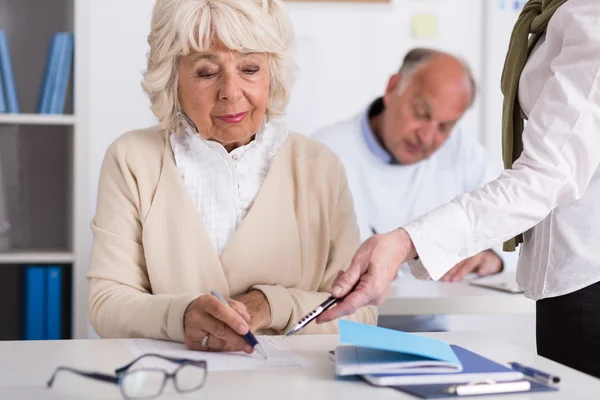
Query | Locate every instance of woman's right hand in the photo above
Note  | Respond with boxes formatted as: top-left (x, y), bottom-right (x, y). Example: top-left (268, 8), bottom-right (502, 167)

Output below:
top-left (183, 294), bottom-right (253, 353)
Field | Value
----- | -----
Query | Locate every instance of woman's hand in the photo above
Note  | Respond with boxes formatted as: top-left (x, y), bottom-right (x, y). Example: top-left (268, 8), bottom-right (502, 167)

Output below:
top-left (235, 290), bottom-right (271, 332)
top-left (183, 294), bottom-right (253, 353)
top-left (317, 228), bottom-right (416, 323)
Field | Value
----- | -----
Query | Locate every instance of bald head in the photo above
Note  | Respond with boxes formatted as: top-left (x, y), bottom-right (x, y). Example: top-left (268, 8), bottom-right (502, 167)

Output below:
top-left (398, 49), bottom-right (475, 108)
top-left (373, 48), bottom-right (476, 165)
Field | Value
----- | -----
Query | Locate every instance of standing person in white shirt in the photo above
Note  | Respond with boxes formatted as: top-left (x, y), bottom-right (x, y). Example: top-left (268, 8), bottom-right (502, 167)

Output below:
top-left (318, 0), bottom-right (600, 378)
top-left (313, 48), bottom-right (516, 331)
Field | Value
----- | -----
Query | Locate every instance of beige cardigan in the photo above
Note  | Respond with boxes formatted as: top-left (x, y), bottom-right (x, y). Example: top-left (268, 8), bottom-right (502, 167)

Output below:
top-left (88, 125), bottom-right (377, 342)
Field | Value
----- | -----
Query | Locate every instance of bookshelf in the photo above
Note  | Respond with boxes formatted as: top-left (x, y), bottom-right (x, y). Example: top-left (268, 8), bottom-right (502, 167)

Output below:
top-left (0, 0), bottom-right (82, 341)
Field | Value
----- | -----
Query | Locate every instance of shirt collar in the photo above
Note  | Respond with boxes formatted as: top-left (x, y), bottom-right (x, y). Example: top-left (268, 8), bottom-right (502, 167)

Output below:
top-left (173, 111), bottom-right (289, 162)
top-left (360, 97), bottom-right (395, 164)
top-left (176, 111), bottom-right (268, 153)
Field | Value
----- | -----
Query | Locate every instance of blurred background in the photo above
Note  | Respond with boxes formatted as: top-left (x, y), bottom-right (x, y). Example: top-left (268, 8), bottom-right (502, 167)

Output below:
top-left (0, 0), bottom-right (533, 346)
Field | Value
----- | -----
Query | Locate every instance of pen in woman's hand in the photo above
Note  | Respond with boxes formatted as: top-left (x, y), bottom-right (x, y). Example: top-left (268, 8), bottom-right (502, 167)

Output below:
top-left (210, 290), bottom-right (268, 359)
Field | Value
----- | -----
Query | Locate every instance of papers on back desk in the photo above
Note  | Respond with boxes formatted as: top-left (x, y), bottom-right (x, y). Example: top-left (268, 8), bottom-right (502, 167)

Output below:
top-left (121, 336), bottom-right (312, 372)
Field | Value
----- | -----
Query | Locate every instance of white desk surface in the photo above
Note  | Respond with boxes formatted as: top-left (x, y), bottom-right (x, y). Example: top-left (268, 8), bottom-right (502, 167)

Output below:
top-left (379, 276), bottom-right (535, 316)
top-left (0, 333), bottom-right (598, 399)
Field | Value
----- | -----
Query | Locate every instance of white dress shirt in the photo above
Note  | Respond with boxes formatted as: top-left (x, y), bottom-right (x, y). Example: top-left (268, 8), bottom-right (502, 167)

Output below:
top-left (404, 0), bottom-right (600, 300)
top-left (170, 116), bottom-right (288, 255)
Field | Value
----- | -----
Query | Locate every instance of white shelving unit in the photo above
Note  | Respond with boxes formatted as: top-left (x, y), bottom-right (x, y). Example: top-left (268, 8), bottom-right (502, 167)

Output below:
top-left (0, 250), bottom-right (75, 264)
top-left (0, 0), bottom-right (87, 340)
top-left (0, 114), bottom-right (76, 126)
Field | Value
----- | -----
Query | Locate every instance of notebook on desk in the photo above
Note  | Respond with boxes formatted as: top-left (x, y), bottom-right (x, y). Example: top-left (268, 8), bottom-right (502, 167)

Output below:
top-left (335, 321), bottom-right (462, 376)
top-left (335, 321), bottom-right (522, 386)
top-left (362, 345), bottom-right (523, 386)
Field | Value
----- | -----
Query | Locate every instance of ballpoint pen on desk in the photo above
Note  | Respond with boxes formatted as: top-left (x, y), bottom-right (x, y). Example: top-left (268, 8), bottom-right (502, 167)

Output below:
top-left (509, 362), bottom-right (561, 385)
top-left (210, 290), bottom-right (268, 360)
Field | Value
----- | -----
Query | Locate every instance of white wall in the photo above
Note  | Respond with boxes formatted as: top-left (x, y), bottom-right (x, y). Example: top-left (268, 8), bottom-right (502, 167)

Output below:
top-left (83, 0), bottom-right (156, 337)
top-left (286, 0), bottom-right (483, 139)
top-left (482, 2), bottom-right (521, 172)
top-left (87, 0), bottom-right (156, 222)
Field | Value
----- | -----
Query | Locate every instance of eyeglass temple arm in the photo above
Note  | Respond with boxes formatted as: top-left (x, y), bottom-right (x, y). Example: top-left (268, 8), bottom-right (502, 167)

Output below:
top-left (47, 367), bottom-right (119, 387)
top-left (114, 353), bottom-right (202, 374)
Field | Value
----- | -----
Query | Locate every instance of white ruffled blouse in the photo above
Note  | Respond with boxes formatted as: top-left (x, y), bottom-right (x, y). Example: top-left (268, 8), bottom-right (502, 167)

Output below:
top-left (169, 116), bottom-right (289, 255)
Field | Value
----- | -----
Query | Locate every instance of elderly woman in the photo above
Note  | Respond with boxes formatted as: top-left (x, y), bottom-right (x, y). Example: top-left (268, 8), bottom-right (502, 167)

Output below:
top-left (87, 0), bottom-right (376, 353)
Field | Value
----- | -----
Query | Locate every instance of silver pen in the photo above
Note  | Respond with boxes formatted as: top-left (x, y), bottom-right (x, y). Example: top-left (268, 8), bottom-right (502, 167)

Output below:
top-left (210, 290), bottom-right (268, 359)
top-left (285, 296), bottom-right (339, 336)
top-left (285, 281), bottom-right (361, 336)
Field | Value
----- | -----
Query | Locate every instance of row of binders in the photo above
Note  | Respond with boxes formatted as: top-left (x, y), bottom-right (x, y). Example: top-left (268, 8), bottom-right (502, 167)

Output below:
top-left (0, 30), bottom-right (74, 115)
top-left (23, 265), bottom-right (64, 340)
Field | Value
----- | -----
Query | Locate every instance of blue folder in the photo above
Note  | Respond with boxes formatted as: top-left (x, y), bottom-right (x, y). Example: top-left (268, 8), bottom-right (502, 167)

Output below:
top-left (24, 266), bottom-right (46, 340)
top-left (49, 33), bottom-right (74, 114)
top-left (336, 321), bottom-right (525, 386)
top-left (339, 320), bottom-right (460, 364)
top-left (0, 30), bottom-right (19, 113)
top-left (38, 34), bottom-right (63, 114)
top-left (0, 55), bottom-right (6, 113)
top-left (336, 320), bottom-right (462, 376)
top-left (46, 266), bottom-right (62, 340)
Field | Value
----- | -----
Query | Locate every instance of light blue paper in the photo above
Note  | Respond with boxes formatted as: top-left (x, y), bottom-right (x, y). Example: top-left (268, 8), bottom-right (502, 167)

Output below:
top-left (339, 320), bottom-right (460, 365)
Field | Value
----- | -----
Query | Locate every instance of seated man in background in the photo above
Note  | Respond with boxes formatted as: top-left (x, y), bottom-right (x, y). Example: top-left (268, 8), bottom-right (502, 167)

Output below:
top-left (313, 47), bottom-right (516, 332)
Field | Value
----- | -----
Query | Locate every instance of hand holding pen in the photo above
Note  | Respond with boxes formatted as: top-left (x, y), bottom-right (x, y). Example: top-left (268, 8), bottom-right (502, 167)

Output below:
top-left (211, 290), bottom-right (268, 359)
top-left (182, 291), bottom-right (267, 358)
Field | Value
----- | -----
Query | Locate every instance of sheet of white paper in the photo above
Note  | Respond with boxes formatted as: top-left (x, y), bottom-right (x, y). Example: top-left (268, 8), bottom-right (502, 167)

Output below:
top-left (121, 336), bottom-right (312, 372)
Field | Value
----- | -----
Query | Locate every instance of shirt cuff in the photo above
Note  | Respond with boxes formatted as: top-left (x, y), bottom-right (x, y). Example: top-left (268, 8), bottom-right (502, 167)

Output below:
top-left (167, 294), bottom-right (198, 342)
top-left (251, 284), bottom-right (294, 331)
top-left (407, 258), bottom-right (432, 280)
top-left (402, 202), bottom-right (472, 281)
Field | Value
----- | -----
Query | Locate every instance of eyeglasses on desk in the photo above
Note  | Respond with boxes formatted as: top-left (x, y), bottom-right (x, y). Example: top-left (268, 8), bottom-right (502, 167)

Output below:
top-left (47, 353), bottom-right (208, 399)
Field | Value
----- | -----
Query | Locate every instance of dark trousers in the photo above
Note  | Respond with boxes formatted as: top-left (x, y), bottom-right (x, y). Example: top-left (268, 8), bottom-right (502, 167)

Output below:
top-left (537, 281), bottom-right (600, 379)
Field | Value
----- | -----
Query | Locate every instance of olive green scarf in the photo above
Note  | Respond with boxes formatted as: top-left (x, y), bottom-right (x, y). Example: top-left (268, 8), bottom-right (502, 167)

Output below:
top-left (500, 0), bottom-right (568, 252)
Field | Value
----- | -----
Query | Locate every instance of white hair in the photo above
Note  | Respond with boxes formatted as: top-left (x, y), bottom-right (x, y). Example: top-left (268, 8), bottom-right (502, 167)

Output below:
top-left (142, 0), bottom-right (296, 134)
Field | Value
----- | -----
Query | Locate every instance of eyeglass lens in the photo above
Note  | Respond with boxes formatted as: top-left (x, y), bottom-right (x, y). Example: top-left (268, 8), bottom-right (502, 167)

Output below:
top-left (120, 363), bottom-right (206, 399)
top-left (174, 363), bottom-right (207, 392)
